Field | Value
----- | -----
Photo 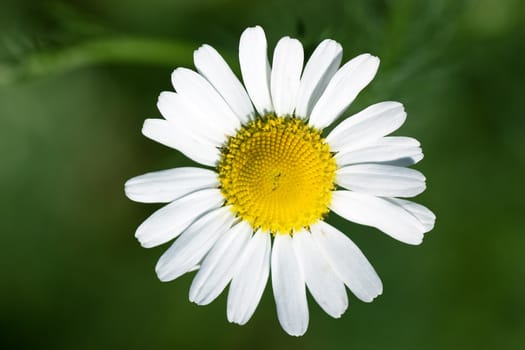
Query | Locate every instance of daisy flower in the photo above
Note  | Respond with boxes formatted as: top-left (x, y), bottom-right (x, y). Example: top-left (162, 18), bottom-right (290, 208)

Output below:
top-left (125, 25), bottom-right (435, 336)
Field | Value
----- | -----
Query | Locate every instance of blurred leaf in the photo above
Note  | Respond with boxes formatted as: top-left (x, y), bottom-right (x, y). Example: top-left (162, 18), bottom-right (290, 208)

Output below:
top-left (0, 36), bottom-right (230, 86)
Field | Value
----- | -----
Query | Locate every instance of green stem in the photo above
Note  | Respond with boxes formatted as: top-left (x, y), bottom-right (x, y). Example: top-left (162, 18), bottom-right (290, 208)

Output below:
top-left (0, 37), bottom-right (232, 86)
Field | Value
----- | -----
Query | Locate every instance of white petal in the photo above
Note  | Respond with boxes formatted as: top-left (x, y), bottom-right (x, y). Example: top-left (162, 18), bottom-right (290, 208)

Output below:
top-left (155, 206), bottom-right (235, 282)
top-left (125, 167), bottom-right (218, 203)
top-left (157, 91), bottom-right (227, 145)
top-left (336, 164), bottom-right (426, 198)
top-left (189, 220), bottom-right (252, 305)
top-left (194, 44), bottom-right (254, 123)
top-left (295, 39), bottom-right (342, 118)
top-left (386, 198), bottom-right (436, 233)
top-left (327, 102), bottom-right (406, 152)
top-left (336, 136), bottom-right (423, 167)
top-left (310, 221), bottom-right (383, 302)
top-left (188, 265), bottom-right (200, 272)
top-left (142, 118), bottom-right (219, 167)
top-left (293, 230), bottom-right (348, 318)
top-left (309, 54), bottom-right (380, 129)
top-left (270, 37), bottom-right (304, 116)
top-left (227, 230), bottom-right (270, 325)
top-left (330, 190), bottom-right (426, 245)
top-left (171, 68), bottom-right (240, 135)
top-left (135, 188), bottom-right (224, 248)
top-left (239, 26), bottom-right (273, 115)
top-left (271, 233), bottom-right (308, 336)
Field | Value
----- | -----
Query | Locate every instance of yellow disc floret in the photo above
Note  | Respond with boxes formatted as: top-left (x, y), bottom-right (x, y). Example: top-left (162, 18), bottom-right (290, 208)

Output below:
top-left (218, 115), bottom-right (337, 235)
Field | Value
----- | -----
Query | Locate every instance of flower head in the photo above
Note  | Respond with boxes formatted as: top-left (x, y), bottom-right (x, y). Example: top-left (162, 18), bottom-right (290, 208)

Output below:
top-left (125, 25), bottom-right (435, 336)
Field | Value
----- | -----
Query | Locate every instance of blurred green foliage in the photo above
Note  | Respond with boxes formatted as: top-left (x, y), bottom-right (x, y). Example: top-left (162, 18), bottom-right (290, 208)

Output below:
top-left (1, 0), bottom-right (524, 349)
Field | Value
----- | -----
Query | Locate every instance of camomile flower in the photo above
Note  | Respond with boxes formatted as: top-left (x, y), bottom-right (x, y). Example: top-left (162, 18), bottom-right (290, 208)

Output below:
top-left (125, 25), bottom-right (435, 336)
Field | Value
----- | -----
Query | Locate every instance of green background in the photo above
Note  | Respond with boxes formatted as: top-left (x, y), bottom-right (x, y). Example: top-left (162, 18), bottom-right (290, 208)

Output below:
top-left (1, 0), bottom-right (524, 349)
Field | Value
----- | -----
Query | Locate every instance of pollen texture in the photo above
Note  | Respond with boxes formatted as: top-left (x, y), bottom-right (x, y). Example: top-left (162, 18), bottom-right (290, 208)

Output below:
top-left (218, 115), bottom-right (337, 234)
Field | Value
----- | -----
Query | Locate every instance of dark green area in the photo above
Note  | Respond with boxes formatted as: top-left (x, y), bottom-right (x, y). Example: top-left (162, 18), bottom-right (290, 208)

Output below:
top-left (1, 0), bottom-right (524, 349)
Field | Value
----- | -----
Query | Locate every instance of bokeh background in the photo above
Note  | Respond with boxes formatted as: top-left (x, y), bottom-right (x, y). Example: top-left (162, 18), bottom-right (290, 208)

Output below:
top-left (1, 0), bottom-right (524, 349)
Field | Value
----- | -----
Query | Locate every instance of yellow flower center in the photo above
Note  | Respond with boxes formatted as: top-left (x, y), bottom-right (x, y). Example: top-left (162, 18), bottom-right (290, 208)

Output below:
top-left (218, 115), bottom-right (337, 234)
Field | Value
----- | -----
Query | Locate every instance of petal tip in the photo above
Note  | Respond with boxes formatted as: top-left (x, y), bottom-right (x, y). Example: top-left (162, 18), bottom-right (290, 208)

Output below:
top-left (138, 238), bottom-right (154, 249)
top-left (155, 263), bottom-right (170, 281)
top-left (193, 44), bottom-right (212, 61)
top-left (135, 227), bottom-right (156, 249)
top-left (409, 236), bottom-right (424, 246)
top-left (188, 293), bottom-right (200, 304)
top-left (227, 316), bottom-right (248, 326)
top-left (140, 119), bottom-right (156, 138)
top-left (330, 311), bottom-right (345, 319)
top-left (241, 25), bottom-right (265, 38)
top-left (371, 290), bottom-right (383, 301)
top-left (285, 326), bottom-right (308, 337)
